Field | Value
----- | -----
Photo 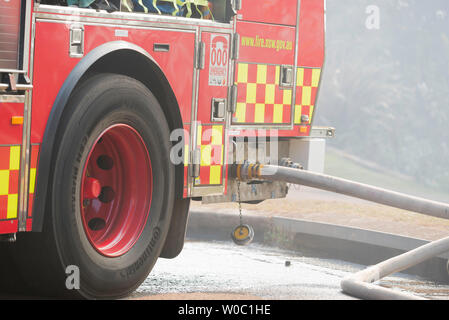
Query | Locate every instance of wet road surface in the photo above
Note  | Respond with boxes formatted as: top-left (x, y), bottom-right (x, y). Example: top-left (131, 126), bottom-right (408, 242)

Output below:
top-left (132, 240), bottom-right (449, 300)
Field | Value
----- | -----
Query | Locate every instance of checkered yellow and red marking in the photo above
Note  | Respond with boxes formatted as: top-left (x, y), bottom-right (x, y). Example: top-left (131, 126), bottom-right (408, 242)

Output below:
top-left (0, 146), bottom-right (20, 221)
top-left (294, 67), bottom-right (321, 125)
top-left (194, 124), bottom-right (224, 186)
top-left (233, 63), bottom-right (292, 124)
top-left (27, 145), bottom-right (39, 220)
top-left (0, 145), bottom-right (39, 233)
top-left (232, 63), bottom-right (321, 128)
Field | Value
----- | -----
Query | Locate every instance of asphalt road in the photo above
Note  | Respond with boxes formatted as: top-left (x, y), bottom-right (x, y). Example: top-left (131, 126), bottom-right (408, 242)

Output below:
top-left (131, 240), bottom-right (449, 300)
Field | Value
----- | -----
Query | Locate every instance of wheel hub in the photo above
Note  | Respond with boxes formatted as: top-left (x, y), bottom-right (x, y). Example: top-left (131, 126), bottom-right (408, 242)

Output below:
top-left (80, 124), bottom-right (153, 257)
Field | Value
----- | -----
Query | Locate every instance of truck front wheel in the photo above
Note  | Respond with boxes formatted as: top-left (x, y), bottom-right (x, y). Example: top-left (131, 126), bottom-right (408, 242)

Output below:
top-left (28, 74), bottom-right (175, 298)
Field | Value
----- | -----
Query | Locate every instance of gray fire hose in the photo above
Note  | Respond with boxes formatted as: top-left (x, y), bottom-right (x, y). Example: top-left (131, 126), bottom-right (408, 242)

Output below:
top-left (233, 163), bottom-right (449, 299)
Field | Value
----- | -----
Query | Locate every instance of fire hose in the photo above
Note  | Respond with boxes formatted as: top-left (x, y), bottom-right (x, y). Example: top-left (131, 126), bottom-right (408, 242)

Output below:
top-left (232, 162), bottom-right (449, 300)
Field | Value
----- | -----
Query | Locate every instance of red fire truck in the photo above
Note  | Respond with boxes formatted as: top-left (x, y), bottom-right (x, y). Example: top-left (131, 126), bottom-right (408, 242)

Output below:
top-left (0, 0), bottom-right (328, 298)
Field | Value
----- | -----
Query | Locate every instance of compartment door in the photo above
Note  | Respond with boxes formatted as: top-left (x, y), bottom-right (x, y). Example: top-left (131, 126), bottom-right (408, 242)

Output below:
top-left (190, 31), bottom-right (231, 196)
top-left (231, 0), bottom-right (298, 127)
top-left (0, 98), bottom-right (24, 233)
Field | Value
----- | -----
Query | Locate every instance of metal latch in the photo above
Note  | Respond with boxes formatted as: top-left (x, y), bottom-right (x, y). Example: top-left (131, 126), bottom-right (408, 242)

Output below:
top-left (196, 41), bottom-right (205, 70)
top-left (232, 33), bottom-right (240, 60)
top-left (211, 98), bottom-right (226, 122)
top-left (70, 26), bottom-right (84, 58)
top-left (228, 84), bottom-right (238, 114)
top-left (280, 65), bottom-right (294, 88)
top-left (190, 148), bottom-right (201, 178)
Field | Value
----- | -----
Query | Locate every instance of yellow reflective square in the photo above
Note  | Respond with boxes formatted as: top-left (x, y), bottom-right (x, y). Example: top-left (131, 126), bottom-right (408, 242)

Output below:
top-left (7, 194), bottom-right (18, 219)
top-left (209, 165), bottom-right (222, 185)
top-left (0, 170), bottom-right (9, 196)
top-left (211, 126), bottom-right (223, 145)
top-left (200, 145), bottom-right (211, 166)
top-left (9, 146), bottom-right (20, 171)
top-left (297, 68), bottom-right (304, 86)
top-left (302, 86), bottom-right (312, 106)
top-left (29, 168), bottom-right (36, 194)
top-left (294, 105), bottom-right (302, 124)
top-left (254, 104), bottom-right (265, 123)
top-left (265, 84), bottom-right (275, 104)
top-left (283, 89), bottom-right (292, 105)
top-left (311, 69), bottom-right (321, 87)
top-left (235, 103), bottom-right (246, 123)
top-left (246, 83), bottom-right (257, 104)
top-left (237, 63), bottom-right (248, 83)
top-left (256, 65), bottom-right (267, 84)
top-left (273, 104), bottom-right (283, 123)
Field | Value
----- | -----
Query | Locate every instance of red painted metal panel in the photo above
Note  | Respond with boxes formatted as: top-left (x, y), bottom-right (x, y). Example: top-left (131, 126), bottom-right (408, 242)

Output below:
top-left (196, 31), bottom-right (230, 123)
top-left (238, 0), bottom-right (298, 26)
top-left (233, 19), bottom-right (295, 127)
top-left (31, 21), bottom-right (196, 144)
top-left (297, 0), bottom-right (325, 67)
top-left (31, 21), bottom-right (78, 144)
top-left (0, 219), bottom-right (18, 234)
top-left (0, 102), bottom-right (23, 144)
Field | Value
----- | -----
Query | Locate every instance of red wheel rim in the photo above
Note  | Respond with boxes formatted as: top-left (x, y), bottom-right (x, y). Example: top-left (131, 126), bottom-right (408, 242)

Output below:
top-left (80, 124), bottom-right (152, 257)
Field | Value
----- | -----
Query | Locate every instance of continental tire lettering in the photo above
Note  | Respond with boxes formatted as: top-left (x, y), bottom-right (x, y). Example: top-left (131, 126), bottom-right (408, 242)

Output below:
top-left (71, 166), bottom-right (78, 212)
top-left (76, 136), bottom-right (88, 164)
top-left (72, 136), bottom-right (88, 212)
top-left (120, 227), bottom-right (161, 279)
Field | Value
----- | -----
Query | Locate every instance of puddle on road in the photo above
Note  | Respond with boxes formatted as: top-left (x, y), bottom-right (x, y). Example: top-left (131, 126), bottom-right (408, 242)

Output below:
top-left (135, 240), bottom-right (449, 300)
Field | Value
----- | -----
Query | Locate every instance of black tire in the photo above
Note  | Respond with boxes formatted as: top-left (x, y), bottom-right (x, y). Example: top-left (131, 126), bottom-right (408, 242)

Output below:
top-left (13, 74), bottom-right (175, 299)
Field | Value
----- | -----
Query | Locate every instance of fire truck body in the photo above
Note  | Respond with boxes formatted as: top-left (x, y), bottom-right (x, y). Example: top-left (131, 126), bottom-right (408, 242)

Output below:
top-left (0, 0), bottom-right (326, 298)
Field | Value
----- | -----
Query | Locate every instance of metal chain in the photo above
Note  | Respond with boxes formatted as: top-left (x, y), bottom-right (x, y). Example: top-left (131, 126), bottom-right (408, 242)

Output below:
top-left (237, 179), bottom-right (243, 227)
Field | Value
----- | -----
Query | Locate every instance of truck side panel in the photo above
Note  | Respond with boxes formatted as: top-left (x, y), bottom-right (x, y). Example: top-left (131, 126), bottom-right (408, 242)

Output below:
top-left (294, 0), bottom-right (325, 127)
top-left (233, 16), bottom-right (296, 127)
top-left (237, 0), bottom-right (298, 26)
top-left (232, 0), bottom-right (325, 137)
top-left (31, 21), bottom-right (196, 144)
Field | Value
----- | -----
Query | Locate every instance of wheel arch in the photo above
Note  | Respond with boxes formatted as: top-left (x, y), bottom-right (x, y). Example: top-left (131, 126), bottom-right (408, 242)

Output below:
top-left (32, 41), bottom-right (185, 232)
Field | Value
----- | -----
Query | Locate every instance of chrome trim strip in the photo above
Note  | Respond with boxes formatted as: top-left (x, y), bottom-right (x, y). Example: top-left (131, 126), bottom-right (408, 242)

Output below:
top-left (0, 69), bottom-right (28, 74)
top-left (0, 84), bottom-right (33, 92)
top-left (23, 0), bottom-right (33, 73)
top-left (290, 0), bottom-right (301, 127)
top-left (18, 89), bottom-right (32, 231)
top-left (188, 27), bottom-right (201, 197)
top-left (14, 84), bottom-right (33, 90)
top-left (17, 9), bottom-right (36, 232)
